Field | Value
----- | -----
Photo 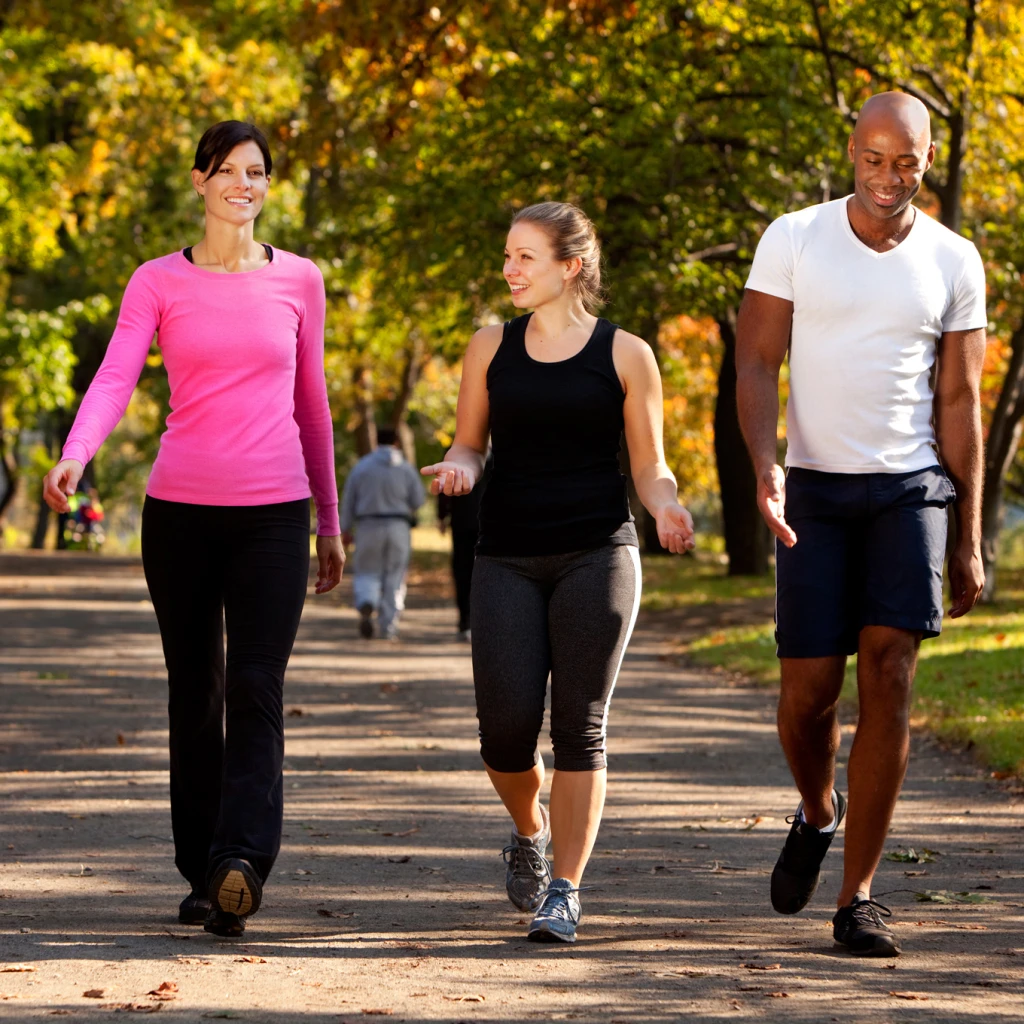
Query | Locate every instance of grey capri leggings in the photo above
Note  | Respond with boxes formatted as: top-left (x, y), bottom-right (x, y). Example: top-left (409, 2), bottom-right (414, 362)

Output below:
top-left (470, 544), bottom-right (642, 773)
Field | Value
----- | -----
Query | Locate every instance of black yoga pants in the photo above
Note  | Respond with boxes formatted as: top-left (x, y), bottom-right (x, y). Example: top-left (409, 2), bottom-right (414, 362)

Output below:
top-left (141, 496), bottom-right (310, 891)
top-left (470, 543), bottom-right (642, 773)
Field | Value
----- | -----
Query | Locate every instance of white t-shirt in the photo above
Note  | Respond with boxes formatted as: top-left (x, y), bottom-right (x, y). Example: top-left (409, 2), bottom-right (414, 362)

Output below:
top-left (745, 196), bottom-right (987, 473)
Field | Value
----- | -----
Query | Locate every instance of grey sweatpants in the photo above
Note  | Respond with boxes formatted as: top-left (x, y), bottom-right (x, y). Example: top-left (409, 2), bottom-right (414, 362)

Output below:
top-left (352, 518), bottom-right (411, 637)
top-left (470, 544), bottom-right (642, 772)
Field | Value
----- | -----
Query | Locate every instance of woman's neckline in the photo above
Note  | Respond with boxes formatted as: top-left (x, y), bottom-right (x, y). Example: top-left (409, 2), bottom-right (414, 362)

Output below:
top-left (179, 243), bottom-right (275, 276)
top-left (521, 312), bottom-right (602, 365)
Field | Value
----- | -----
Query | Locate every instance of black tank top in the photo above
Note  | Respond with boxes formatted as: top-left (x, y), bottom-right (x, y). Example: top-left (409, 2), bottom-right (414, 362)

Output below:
top-left (477, 314), bottom-right (637, 556)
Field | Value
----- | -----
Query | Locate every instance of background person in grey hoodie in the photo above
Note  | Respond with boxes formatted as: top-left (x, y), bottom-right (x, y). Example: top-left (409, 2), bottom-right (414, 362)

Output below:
top-left (340, 427), bottom-right (426, 639)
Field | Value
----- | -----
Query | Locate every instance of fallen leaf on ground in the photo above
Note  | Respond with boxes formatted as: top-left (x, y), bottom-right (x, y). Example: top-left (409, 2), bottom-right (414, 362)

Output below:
top-left (765, 992), bottom-right (790, 998)
top-left (162, 929), bottom-right (191, 940)
top-left (742, 963), bottom-right (781, 971)
top-left (380, 683), bottom-right (399, 693)
top-left (317, 909), bottom-right (355, 918)
top-left (885, 847), bottom-right (936, 864)
top-left (914, 890), bottom-right (992, 904)
top-left (285, 707), bottom-right (309, 716)
top-left (0, 965), bottom-right (35, 973)
top-left (743, 816), bottom-right (765, 830)
top-left (662, 930), bottom-right (689, 938)
top-left (201, 1013), bottom-right (243, 1020)
top-left (147, 982), bottom-right (178, 1000)
top-left (295, 869), bottom-right (314, 876)
top-left (83, 989), bottom-right (105, 998)
top-left (361, 1011), bottom-right (394, 1016)
top-left (381, 826), bottom-right (420, 838)
top-left (890, 992), bottom-right (928, 1000)
top-left (904, 870), bottom-right (929, 877)
top-left (99, 1003), bottom-right (162, 1013)
top-left (443, 995), bottom-right (485, 1002)
top-left (71, 866), bottom-right (94, 877)
top-left (234, 956), bottom-right (267, 964)
top-left (388, 856), bottom-right (411, 864)
top-left (48, 1011), bottom-right (71, 1016)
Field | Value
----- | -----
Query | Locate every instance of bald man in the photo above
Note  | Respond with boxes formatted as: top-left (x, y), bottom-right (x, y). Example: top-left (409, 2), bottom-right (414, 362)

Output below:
top-left (736, 92), bottom-right (987, 957)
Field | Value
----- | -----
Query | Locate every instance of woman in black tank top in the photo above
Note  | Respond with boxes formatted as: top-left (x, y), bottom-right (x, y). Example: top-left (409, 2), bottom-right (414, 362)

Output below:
top-left (422, 202), bottom-right (695, 944)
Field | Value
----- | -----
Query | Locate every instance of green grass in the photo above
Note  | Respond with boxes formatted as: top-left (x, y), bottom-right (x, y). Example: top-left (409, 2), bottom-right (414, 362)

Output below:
top-left (685, 568), bottom-right (1024, 778)
top-left (639, 552), bottom-right (774, 610)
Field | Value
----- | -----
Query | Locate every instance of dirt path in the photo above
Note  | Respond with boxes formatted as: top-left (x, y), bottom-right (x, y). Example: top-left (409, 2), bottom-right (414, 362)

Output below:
top-left (0, 551), bottom-right (1021, 1022)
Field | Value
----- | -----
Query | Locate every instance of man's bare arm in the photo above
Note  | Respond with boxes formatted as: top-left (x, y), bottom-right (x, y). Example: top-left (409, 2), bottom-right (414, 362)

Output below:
top-left (735, 288), bottom-right (797, 546)
top-left (934, 326), bottom-right (986, 617)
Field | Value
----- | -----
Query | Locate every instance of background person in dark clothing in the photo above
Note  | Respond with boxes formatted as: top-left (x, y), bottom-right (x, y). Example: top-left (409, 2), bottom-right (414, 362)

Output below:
top-left (437, 453), bottom-right (491, 641)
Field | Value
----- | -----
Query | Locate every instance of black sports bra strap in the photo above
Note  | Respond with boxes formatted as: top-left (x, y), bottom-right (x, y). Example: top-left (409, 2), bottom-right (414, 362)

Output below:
top-left (182, 244), bottom-right (273, 264)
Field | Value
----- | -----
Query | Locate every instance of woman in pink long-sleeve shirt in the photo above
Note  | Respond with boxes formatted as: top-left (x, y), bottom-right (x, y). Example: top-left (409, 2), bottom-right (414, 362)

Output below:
top-left (42, 121), bottom-right (344, 939)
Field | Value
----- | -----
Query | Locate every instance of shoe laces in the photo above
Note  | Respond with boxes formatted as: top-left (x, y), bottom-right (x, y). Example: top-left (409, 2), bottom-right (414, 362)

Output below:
top-left (502, 842), bottom-right (549, 878)
top-left (533, 883), bottom-right (585, 922)
top-left (849, 898), bottom-right (892, 927)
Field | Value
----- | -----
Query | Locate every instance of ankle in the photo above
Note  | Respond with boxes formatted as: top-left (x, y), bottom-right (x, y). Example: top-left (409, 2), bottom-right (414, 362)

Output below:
top-left (513, 804), bottom-right (546, 840)
top-left (838, 887), bottom-right (870, 908)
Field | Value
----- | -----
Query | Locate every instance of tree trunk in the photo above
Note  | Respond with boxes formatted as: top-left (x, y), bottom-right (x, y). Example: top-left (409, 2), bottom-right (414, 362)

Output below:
top-left (391, 334), bottom-right (425, 466)
top-left (979, 320), bottom-right (1024, 600)
top-left (352, 364), bottom-right (377, 456)
top-left (714, 313), bottom-right (770, 575)
top-left (31, 495), bottom-right (51, 549)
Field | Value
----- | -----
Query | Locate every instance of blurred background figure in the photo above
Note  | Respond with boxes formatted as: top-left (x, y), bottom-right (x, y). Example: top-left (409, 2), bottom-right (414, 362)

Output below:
top-left (437, 451), bottom-right (491, 642)
top-left (341, 426), bottom-right (426, 640)
top-left (63, 484), bottom-right (106, 551)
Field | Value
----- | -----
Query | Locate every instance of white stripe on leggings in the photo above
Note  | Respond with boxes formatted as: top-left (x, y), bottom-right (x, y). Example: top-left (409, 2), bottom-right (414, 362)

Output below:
top-left (600, 544), bottom-right (644, 741)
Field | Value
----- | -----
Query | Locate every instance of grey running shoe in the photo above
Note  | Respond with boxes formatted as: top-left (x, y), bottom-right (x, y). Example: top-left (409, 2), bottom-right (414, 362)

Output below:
top-left (358, 603), bottom-right (374, 639)
top-left (527, 878), bottom-right (581, 943)
top-left (771, 789), bottom-right (846, 914)
top-left (502, 806), bottom-right (551, 911)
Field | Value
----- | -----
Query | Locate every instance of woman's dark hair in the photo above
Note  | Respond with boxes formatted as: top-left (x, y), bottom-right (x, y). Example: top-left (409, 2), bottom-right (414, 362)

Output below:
top-left (375, 426), bottom-right (398, 447)
top-left (193, 121), bottom-right (272, 179)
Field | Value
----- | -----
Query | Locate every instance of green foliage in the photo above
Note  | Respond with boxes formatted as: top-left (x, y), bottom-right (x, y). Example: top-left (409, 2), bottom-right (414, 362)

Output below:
top-left (685, 563), bottom-right (1024, 778)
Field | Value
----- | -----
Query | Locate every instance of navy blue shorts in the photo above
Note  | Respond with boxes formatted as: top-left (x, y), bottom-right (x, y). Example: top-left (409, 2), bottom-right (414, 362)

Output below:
top-left (775, 465), bottom-right (955, 658)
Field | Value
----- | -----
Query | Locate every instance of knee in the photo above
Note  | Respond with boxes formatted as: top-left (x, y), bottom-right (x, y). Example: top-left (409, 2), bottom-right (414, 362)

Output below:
top-left (859, 631), bottom-right (917, 702)
top-left (778, 684), bottom-right (839, 726)
top-left (478, 709), bottom-right (542, 774)
top-left (550, 721), bottom-right (607, 772)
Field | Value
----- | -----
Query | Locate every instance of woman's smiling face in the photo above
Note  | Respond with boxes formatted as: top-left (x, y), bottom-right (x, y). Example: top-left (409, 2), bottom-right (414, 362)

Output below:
top-left (504, 221), bottom-right (577, 308)
top-left (192, 140), bottom-right (270, 225)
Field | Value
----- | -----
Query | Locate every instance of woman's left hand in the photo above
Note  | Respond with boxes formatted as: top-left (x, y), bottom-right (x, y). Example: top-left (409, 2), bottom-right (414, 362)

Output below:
top-left (315, 534), bottom-right (346, 594)
top-left (655, 503), bottom-right (696, 555)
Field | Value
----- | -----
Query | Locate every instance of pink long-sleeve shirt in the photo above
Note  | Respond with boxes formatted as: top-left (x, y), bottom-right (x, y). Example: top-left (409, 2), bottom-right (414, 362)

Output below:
top-left (62, 249), bottom-right (340, 535)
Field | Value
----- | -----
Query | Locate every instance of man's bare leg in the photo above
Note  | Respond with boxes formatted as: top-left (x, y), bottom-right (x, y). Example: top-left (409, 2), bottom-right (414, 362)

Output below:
top-left (838, 625), bottom-right (919, 906)
top-left (778, 655), bottom-right (847, 826)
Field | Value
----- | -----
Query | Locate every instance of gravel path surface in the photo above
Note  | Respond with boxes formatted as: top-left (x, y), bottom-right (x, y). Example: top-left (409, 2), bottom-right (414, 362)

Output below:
top-left (0, 551), bottom-right (1021, 1022)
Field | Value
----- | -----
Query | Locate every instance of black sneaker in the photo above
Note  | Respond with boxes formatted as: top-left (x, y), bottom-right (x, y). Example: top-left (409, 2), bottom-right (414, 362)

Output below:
top-left (208, 858), bottom-right (262, 919)
top-left (358, 603), bottom-right (374, 639)
top-left (770, 790), bottom-right (846, 914)
top-left (204, 907), bottom-right (245, 938)
top-left (178, 890), bottom-right (211, 925)
top-left (833, 896), bottom-right (901, 957)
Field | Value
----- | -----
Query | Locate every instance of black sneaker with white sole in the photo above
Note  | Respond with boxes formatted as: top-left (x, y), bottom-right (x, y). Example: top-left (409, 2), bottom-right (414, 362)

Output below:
top-left (208, 857), bottom-right (262, 923)
top-left (833, 896), bottom-right (901, 957)
top-left (770, 789), bottom-right (847, 914)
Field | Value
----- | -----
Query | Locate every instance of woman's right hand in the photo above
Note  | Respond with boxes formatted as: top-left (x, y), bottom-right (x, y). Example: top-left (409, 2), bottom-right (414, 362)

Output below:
top-left (42, 459), bottom-right (85, 514)
top-left (420, 461), bottom-right (477, 496)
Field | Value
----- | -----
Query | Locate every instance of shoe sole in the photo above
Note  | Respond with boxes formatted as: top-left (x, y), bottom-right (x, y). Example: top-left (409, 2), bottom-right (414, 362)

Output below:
top-left (835, 938), bottom-right (901, 957)
top-left (770, 792), bottom-right (847, 915)
top-left (209, 864), bottom-right (261, 917)
top-left (359, 619), bottom-right (373, 639)
top-left (205, 913), bottom-right (245, 938)
top-left (527, 924), bottom-right (576, 943)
